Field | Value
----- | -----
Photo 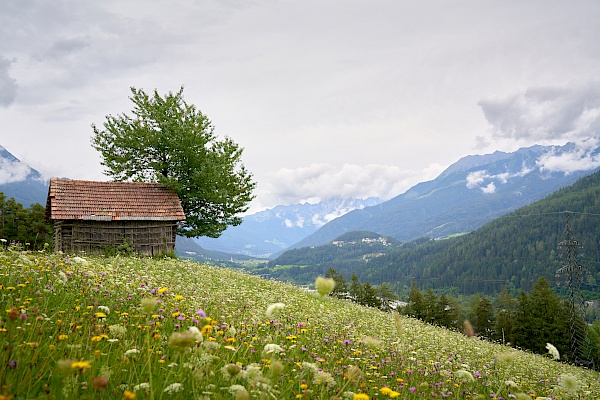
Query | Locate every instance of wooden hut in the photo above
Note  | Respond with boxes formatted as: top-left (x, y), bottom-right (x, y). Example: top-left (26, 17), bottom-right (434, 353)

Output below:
top-left (46, 178), bottom-right (186, 256)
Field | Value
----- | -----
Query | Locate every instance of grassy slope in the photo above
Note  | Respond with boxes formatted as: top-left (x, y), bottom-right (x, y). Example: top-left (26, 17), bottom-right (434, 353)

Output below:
top-left (1, 250), bottom-right (599, 399)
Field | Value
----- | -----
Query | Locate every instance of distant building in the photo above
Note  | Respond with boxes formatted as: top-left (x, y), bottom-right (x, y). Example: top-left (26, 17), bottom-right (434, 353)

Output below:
top-left (585, 300), bottom-right (599, 309)
top-left (46, 178), bottom-right (185, 256)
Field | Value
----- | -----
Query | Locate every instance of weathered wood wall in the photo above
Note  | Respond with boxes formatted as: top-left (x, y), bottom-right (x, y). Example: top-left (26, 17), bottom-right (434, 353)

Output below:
top-left (53, 220), bottom-right (177, 256)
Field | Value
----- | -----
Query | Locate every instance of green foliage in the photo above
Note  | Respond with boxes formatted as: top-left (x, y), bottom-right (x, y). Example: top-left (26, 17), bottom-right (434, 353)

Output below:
top-left (405, 279), bottom-right (600, 367)
top-left (473, 296), bottom-right (495, 339)
top-left (0, 193), bottom-right (53, 250)
top-left (91, 87), bottom-right (256, 238)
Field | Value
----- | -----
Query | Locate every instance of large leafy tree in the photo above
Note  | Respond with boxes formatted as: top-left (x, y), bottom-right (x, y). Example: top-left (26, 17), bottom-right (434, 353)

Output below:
top-left (92, 87), bottom-right (256, 238)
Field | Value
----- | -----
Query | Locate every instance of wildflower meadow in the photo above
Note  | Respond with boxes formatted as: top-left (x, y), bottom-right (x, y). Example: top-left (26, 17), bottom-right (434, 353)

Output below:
top-left (1, 247), bottom-right (599, 399)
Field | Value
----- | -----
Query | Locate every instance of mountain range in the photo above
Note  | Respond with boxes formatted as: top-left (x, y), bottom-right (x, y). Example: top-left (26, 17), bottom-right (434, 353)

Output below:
top-left (284, 141), bottom-right (600, 253)
top-left (0, 145), bottom-right (48, 207)
top-left (193, 197), bottom-right (381, 258)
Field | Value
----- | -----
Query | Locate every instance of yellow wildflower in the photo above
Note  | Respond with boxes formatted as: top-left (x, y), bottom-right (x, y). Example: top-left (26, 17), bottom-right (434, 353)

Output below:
top-left (123, 390), bottom-right (136, 399)
top-left (71, 360), bottom-right (91, 370)
top-left (380, 387), bottom-right (392, 395)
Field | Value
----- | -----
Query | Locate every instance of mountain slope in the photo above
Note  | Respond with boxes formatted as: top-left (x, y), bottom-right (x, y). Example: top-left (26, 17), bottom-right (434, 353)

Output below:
top-left (0, 145), bottom-right (48, 206)
top-left (193, 197), bottom-right (380, 258)
top-left (269, 168), bottom-right (600, 295)
top-left (290, 142), bottom-right (600, 250)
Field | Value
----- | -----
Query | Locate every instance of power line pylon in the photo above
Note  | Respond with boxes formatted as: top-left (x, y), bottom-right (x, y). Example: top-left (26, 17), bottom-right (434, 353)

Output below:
top-left (555, 211), bottom-right (592, 367)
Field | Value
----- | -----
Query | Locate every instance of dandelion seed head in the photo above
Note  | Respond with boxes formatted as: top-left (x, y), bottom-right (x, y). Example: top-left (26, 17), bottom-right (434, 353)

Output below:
top-left (222, 363), bottom-right (242, 379)
top-left (315, 276), bottom-right (335, 296)
top-left (270, 359), bottom-right (284, 377)
top-left (313, 371), bottom-right (336, 387)
top-left (463, 320), bottom-right (475, 337)
top-left (455, 369), bottom-right (475, 382)
top-left (169, 330), bottom-right (198, 352)
top-left (265, 302), bottom-right (285, 318)
top-left (558, 373), bottom-right (581, 393)
top-left (347, 365), bottom-right (362, 382)
top-left (141, 298), bottom-right (157, 313)
top-left (188, 326), bottom-right (204, 342)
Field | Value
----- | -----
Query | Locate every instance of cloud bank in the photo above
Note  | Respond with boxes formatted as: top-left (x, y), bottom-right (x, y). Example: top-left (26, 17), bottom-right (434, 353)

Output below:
top-left (479, 82), bottom-right (600, 143)
top-left (0, 158), bottom-right (31, 185)
top-left (252, 163), bottom-right (444, 212)
top-left (537, 137), bottom-right (600, 174)
top-left (0, 56), bottom-right (17, 107)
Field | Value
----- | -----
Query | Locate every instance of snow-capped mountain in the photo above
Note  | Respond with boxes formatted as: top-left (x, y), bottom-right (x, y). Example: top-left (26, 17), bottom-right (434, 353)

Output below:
top-left (0, 146), bottom-right (48, 206)
top-left (287, 139), bottom-right (600, 251)
top-left (193, 197), bottom-right (381, 258)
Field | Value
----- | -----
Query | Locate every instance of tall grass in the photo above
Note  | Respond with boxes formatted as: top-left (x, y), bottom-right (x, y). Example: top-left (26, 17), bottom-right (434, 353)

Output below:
top-left (1, 248), bottom-right (598, 399)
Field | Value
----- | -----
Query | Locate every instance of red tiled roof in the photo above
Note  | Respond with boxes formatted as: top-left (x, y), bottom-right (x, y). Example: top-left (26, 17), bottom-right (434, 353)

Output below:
top-left (46, 178), bottom-right (186, 221)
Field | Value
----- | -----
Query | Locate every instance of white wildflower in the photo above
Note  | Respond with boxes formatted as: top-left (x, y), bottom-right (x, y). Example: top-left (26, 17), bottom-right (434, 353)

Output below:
top-left (301, 362), bottom-right (320, 376)
top-left (57, 271), bottom-right (68, 284)
top-left (133, 382), bottom-right (151, 392)
top-left (72, 256), bottom-right (88, 265)
top-left (241, 364), bottom-right (265, 384)
top-left (109, 325), bottom-right (127, 338)
top-left (262, 343), bottom-right (284, 358)
top-left (228, 384), bottom-right (248, 396)
top-left (163, 382), bottom-right (183, 394)
top-left (97, 306), bottom-right (110, 315)
top-left (124, 348), bottom-right (140, 357)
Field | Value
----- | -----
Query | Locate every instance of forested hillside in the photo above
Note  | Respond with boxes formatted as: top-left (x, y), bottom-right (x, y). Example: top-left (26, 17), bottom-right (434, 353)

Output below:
top-left (267, 170), bottom-right (600, 296)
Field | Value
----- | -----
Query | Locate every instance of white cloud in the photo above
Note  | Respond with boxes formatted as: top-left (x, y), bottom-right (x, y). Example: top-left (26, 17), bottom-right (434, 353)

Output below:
top-left (0, 56), bottom-right (17, 107)
top-left (537, 137), bottom-right (600, 174)
top-left (251, 163), bottom-right (444, 212)
top-left (478, 82), bottom-right (600, 144)
top-left (465, 164), bottom-right (535, 194)
top-left (481, 182), bottom-right (496, 194)
top-left (0, 158), bottom-right (31, 184)
top-left (466, 170), bottom-right (487, 189)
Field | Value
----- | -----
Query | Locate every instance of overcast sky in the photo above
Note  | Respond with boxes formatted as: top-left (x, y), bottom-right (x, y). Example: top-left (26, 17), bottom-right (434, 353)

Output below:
top-left (1, 0), bottom-right (600, 212)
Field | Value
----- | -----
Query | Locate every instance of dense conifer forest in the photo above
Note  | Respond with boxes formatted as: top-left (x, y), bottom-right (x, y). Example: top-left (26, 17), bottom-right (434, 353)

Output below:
top-left (266, 170), bottom-right (600, 297)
